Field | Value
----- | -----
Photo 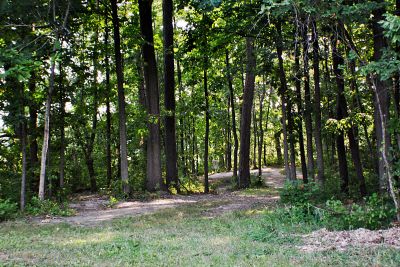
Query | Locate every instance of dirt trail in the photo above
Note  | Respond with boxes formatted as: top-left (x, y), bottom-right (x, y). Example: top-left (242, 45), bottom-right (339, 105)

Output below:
top-left (33, 167), bottom-right (285, 226)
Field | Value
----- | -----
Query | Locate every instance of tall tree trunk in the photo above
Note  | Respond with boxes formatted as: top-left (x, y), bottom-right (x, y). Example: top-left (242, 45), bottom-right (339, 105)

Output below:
top-left (275, 21), bottom-right (292, 180)
top-left (226, 96), bottom-right (232, 171)
top-left (19, 82), bottom-right (27, 210)
top-left (39, 42), bottom-right (58, 200)
top-left (274, 132), bottom-right (283, 164)
top-left (332, 34), bottom-right (350, 194)
top-left (20, 122), bottom-right (27, 210)
top-left (59, 62), bottom-right (65, 191)
top-left (258, 83), bottom-right (266, 178)
top-left (294, 32), bottom-right (308, 182)
top-left (104, 2), bottom-right (112, 188)
top-left (372, 0), bottom-right (391, 192)
top-left (111, 0), bottom-right (129, 194)
top-left (238, 37), bottom-right (256, 188)
top-left (163, 0), bottom-right (178, 191)
top-left (312, 19), bottom-right (324, 185)
top-left (287, 94), bottom-right (297, 180)
top-left (203, 52), bottom-right (210, 193)
top-left (38, 0), bottom-right (70, 201)
top-left (252, 103), bottom-right (258, 168)
top-left (226, 50), bottom-right (239, 178)
top-left (302, 18), bottom-right (314, 181)
top-left (192, 116), bottom-right (196, 175)
top-left (139, 0), bottom-right (163, 191)
top-left (177, 59), bottom-right (187, 176)
top-left (28, 73), bottom-right (39, 192)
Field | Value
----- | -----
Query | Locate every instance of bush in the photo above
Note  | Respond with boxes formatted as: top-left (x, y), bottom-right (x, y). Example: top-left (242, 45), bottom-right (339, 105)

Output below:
top-left (0, 199), bottom-right (18, 221)
top-left (278, 193), bottom-right (395, 230)
top-left (25, 197), bottom-right (74, 217)
top-left (280, 181), bottom-right (325, 205)
top-left (321, 194), bottom-right (395, 230)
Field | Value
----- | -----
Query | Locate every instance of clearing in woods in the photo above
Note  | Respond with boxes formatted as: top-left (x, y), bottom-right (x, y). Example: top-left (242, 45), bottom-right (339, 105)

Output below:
top-left (0, 168), bottom-right (399, 266)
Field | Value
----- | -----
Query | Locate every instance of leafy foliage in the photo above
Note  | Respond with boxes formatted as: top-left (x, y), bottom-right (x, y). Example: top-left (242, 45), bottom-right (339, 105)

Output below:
top-left (0, 199), bottom-right (17, 221)
top-left (25, 197), bottom-right (74, 217)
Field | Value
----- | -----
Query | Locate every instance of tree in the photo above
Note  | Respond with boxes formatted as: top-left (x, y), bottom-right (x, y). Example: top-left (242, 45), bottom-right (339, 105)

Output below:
top-left (163, 0), bottom-right (179, 191)
top-left (238, 37), bottom-right (256, 188)
top-left (111, 0), bottom-right (129, 194)
top-left (139, 0), bottom-right (163, 191)
top-left (38, 0), bottom-right (70, 200)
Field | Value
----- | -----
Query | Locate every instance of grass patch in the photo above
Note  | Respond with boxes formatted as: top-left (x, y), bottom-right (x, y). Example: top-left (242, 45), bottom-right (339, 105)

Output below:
top-left (0, 193), bottom-right (399, 266)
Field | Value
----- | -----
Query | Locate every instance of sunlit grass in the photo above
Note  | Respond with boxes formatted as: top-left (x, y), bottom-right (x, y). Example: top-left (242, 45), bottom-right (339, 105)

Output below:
top-left (0, 193), bottom-right (399, 266)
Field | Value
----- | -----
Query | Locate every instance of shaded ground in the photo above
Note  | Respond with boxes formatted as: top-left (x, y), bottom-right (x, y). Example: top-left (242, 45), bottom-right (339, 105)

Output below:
top-left (33, 167), bottom-right (285, 226)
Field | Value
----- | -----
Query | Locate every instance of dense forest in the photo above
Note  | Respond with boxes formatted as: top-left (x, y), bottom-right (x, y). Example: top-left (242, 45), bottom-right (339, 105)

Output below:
top-left (1, 0), bottom-right (400, 221)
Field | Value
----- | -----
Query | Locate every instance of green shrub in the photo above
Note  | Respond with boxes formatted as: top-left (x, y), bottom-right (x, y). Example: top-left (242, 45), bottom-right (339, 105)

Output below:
top-left (25, 197), bottom-right (74, 217)
top-left (280, 181), bottom-right (325, 205)
top-left (321, 194), bottom-right (395, 230)
top-left (0, 199), bottom-right (18, 221)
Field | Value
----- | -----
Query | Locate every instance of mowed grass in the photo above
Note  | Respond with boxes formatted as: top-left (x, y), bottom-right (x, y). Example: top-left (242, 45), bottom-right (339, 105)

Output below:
top-left (0, 195), bottom-right (399, 267)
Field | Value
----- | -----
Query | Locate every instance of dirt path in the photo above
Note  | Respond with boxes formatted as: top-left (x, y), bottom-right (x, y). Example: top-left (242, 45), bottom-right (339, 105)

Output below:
top-left (33, 167), bottom-right (285, 226)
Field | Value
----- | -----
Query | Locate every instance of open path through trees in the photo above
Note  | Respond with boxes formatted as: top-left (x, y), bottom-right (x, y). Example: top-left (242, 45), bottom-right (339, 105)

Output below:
top-left (32, 167), bottom-right (285, 226)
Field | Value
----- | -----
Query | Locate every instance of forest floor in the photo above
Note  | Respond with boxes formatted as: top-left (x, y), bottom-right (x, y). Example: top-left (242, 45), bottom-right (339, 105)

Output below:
top-left (0, 167), bottom-right (399, 266)
top-left (32, 167), bottom-right (285, 226)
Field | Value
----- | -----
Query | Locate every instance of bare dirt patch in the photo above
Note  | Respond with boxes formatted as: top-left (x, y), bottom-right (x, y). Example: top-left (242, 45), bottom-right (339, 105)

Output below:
top-left (31, 167), bottom-right (285, 226)
top-left (299, 227), bottom-right (400, 252)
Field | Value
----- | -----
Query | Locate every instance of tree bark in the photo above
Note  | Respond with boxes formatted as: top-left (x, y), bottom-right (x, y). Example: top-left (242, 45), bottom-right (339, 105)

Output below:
top-left (312, 19), bottom-right (324, 185)
top-left (163, 0), bottom-right (178, 191)
top-left (104, 1), bottom-right (112, 188)
top-left (203, 52), bottom-right (210, 193)
top-left (28, 73), bottom-right (39, 192)
top-left (238, 37), bottom-right (256, 188)
top-left (226, 50), bottom-right (239, 178)
top-left (332, 34), bottom-right (350, 195)
top-left (275, 21), bottom-right (292, 180)
top-left (38, 0), bottom-right (70, 201)
top-left (19, 82), bottom-right (27, 210)
top-left (177, 59), bottom-right (187, 176)
top-left (39, 39), bottom-right (58, 201)
top-left (139, 0), bottom-right (163, 191)
top-left (111, 0), bottom-right (129, 194)
top-left (302, 18), bottom-right (314, 181)
top-left (294, 31), bottom-right (308, 182)
top-left (226, 96), bottom-right (232, 171)
top-left (372, 0), bottom-right (391, 192)
top-left (59, 62), bottom-right (65, 191)
top-left (258, 82), bottom-right (266, 178)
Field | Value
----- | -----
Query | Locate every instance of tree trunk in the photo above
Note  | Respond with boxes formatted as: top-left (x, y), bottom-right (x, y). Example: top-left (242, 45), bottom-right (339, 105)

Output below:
top-left (59, 62), bottom-right (65, 191)
top-left (226, 50), bottom-right (239, 178)
top-left (275, 21), bottom-right (292, 180)
top-left (111, 0), bottom-right (129, 194)
top-left (302, 18), bottom-right (314, 181)
top-left (312, 19), bottom-right (324, 185)
top-left (274, 132), bottom-right (283, 164)
top-left (287, 94), bottom-right (297, 180)
top-left (139, 0), bottom-right (163, 191)
top-left (104, 2), bottom-right (112, 188)
top-left (226, 96), bottom-right (232, 171)
top-left (294, 32), bottom-right (308, 182)
top-left (28, 73), bottom-right (39, 192)
top-left (203, 52), bottom-right (210, 193)
top-left (238, 37), bottom-right (256, 188)
top-left (332, 34), bottom-right (350, 194)
top-left (252, 103), bottom-right (258, 168)
top-left (19, 82), bottom-right (27, 210)
top-left (177, 59), bottom-right (187, 176)
top-left (372, 0), bottom-right (391, 192)
top-left (163, 0), bottom-right (178, 191)
top-left (39, 41), bottom-right (58, 201)
top-left (258, 83), bottom-right (266, 178)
